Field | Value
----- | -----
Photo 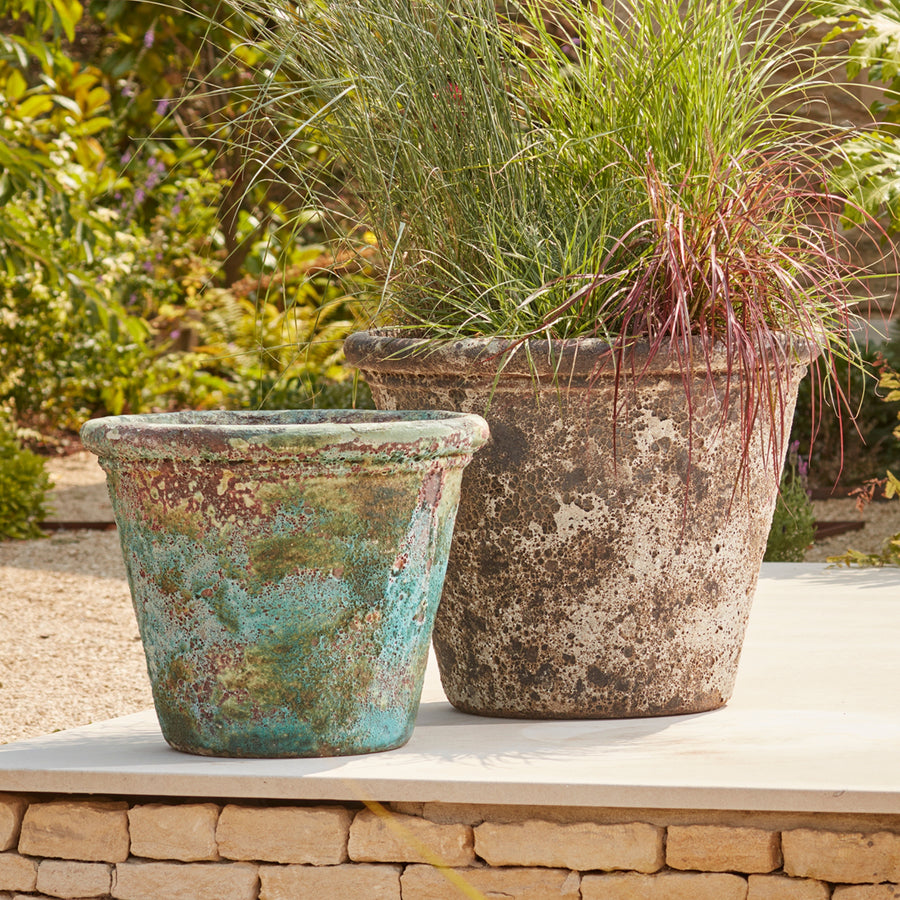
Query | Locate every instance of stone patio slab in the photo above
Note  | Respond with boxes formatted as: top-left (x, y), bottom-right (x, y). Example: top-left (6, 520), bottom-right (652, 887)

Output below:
top-left (0, 563), bottom-right (897, 812)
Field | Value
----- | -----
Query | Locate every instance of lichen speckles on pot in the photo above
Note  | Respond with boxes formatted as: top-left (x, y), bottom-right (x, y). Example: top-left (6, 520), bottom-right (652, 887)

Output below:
top-left (80, 409), bottom-right (488, 757)
top-left (345, 332), bottom-right (808, 720)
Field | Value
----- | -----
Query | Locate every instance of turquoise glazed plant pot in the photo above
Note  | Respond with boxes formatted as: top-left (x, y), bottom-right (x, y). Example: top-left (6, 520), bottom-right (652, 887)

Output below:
top-left (80, 409), bottom-right (488, 758)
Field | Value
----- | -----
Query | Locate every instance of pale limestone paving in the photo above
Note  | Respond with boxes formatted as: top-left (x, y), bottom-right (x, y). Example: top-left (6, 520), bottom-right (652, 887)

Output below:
top-left (112, 860), bottom-right (258, 900)
top-left (400, 864), bottom-right (581, 900)
top-left (0, 854), bottom-right (37, 893)
top-left (0, 797), bottom-right (25, 853)
top-left (35, 859), bottom-right (112, 898)
top-left (216, 804), bottom-right (350, 865)
top-left (258, 862), bottom-right (402, 900)
top-left (783, 829), bottom-right (900, 883)
top-left (348, 809), bottom-right (475, 867)
top-left (747, 874), bottom-right (831, 900)
top-left (581, 871), bottom-right (749, 900)
top-left (832, 887), bottom-right (900, 900)
top-left (128, 803), bottom-right (220, 861)
top-left (666, 824), bottom-right (781, 873)
top-left (5, 450), bottom-right (897, 745)
top-left (473, 820), bottom-right (664, 873)
top-left (17, 801), bottom-right (129, 864)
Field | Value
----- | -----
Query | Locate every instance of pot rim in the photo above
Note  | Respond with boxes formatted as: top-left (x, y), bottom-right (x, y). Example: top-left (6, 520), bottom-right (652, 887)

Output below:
top-left (80, 408), bottom-right (489, 463)
top-left (344, 329), bottom-right (818, 378)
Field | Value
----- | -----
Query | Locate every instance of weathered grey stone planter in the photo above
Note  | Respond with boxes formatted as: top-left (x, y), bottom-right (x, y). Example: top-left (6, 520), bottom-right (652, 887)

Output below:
top-left (81, 409), bottom-right (488, 757)
top-left (345, 332), bottom-right (809, 719)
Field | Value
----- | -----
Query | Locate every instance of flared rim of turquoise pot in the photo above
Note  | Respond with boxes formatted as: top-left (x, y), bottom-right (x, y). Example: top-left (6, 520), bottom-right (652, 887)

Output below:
top-left (80, 409), bottom-right (489, 463)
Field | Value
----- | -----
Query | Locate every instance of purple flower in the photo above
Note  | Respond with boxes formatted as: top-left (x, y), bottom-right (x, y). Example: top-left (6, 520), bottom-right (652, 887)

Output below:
top-left (134, 188), bottom-right (146, 204)
top-left (155, 98), bottom-right (169, 118)
top-left (143, 29), bottom-right (155, 49)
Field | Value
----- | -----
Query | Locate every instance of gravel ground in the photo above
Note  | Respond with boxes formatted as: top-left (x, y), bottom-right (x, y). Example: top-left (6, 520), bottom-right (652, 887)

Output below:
top-left (0, 454), bottom-right (151, 745)
top-left (0, 452), bottom-right (896, 745)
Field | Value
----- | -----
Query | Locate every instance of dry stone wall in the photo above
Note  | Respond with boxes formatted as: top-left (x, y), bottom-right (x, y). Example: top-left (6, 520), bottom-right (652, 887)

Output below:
top-left (0, 793), bottom-right (899, 899)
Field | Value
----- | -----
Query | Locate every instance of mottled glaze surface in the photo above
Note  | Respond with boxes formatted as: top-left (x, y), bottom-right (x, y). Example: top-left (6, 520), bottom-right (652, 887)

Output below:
top-left (81, 410), bottom-right (488, 757)
top-left (345, 332), bottom-right (807, 720)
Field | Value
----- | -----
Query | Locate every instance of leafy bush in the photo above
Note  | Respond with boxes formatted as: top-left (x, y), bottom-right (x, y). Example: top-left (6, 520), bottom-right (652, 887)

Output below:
top-left (828, 366), bottom-right (900, 566)
top-left (818, 0), bottom-right (900, 230)
top-left (790, 321), bottom-right (900, 492)
top-left (0, 0), bottom-right (368, 433)
top-left (797, 0), bottom-right (900, 493)
top-left (765, 443), bottom-right (817, 562)
top-left (0, 417), bottom-right (52, 540)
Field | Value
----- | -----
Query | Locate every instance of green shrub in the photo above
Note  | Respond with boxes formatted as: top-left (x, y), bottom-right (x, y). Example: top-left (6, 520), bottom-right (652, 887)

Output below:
top-left (0, 418), bottom-right (52, 540)
top-left (764, 443), bottom-right (817, 562)
top-left (790, 322), bottom-right (900, 492)
top-left (818, 0), bottom-right (900, 231)
top-left (828, 366), bottom-right (900, 567)
top-left (0, 1), bottom-right (367, 433)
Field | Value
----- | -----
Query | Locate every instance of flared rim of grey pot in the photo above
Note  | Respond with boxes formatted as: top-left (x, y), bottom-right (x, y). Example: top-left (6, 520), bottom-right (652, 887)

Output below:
top-left (80, 408), bottom-right (489, 463)
top-left (344, 330), bottom-right (816, 379)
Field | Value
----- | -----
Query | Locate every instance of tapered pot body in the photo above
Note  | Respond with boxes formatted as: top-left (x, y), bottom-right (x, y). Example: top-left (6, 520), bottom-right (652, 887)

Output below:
top-left (81, 409), bottom-right (488, 756)
top-left (345, 332), bottom-right (808, 719)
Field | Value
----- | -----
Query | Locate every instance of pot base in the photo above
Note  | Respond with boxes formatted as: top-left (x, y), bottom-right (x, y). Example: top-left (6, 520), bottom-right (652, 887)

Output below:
top-left (440, 680), bottom-right (731, 721)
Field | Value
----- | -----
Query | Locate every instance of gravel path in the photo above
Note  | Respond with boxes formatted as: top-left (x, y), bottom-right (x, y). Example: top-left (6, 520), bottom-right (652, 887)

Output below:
top-left (0, 454), bottom-right (152, 744)
top-left (0, 452), bottom-right (896, 745)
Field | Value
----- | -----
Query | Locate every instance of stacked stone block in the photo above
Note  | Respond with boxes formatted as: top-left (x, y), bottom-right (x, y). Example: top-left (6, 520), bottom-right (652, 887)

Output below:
top-left (0, 793), bottom-right (898, 899)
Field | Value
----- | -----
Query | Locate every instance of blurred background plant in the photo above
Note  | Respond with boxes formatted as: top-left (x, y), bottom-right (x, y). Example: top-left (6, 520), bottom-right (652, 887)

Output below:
top-left (0, 0), bottom-right (371, 440)
top-left (0, 414), bottom-right (52, 540)
top-left (764, 442), bottom-right (817, 562)
top-left (789, 0), bottom-right (900, 495)
top-left (818, 0), bottom-right (900, 232)
top-left (827, 363), bottom-right (900, 566)
top-left (0, 0), bottom-right (373, 538)
top-left (790, 321), bottom-right (900, 492)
